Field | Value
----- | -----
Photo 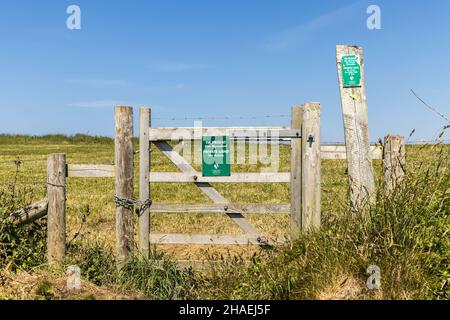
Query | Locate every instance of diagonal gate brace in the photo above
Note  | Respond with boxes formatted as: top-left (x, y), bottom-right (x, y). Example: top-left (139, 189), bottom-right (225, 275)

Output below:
top-left (153, 141), bottom-right (262, 238)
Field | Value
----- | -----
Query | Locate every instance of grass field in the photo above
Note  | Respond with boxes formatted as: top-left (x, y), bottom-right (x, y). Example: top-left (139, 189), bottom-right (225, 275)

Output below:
top-left (0, 134), bottom-right (350, 258)
top-left (0, 134), bottom-right (448, 299)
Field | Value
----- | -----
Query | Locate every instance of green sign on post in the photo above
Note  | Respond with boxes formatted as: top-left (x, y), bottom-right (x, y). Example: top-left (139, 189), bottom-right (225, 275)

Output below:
top-left (341, 55), bottom-right (362, 88)
top-left (202, 136), bottom-right (231, 177)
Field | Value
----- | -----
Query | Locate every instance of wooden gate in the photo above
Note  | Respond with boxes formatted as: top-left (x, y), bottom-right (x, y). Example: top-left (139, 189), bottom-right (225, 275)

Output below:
top-left (136, 103), bottom-right (321, 258)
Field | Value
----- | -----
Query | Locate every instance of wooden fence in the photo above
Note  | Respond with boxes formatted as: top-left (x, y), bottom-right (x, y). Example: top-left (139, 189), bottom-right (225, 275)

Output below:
top-left (135, 103), bottom-right (321, 260)
top-left (7, 45), bottom-right (409, 266)
top-left (9, 108), bottom-right (406, 266)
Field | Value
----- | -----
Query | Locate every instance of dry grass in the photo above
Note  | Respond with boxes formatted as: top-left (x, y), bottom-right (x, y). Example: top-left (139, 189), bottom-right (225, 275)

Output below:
top-left (0, 136), bottom-right (446, 261)
top-left (316, 274), bottom-right (366, 300)
top-left (0, 135), bottom-right (448, 300)
top-left (0, 268), bottom-right (143, 300)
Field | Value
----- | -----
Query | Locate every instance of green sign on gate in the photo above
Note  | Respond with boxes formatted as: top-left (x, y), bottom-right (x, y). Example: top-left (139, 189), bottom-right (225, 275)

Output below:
top-left (341, 55), bottom-right (362, 88)
top-left (202, 136), bottom-right (231, 177)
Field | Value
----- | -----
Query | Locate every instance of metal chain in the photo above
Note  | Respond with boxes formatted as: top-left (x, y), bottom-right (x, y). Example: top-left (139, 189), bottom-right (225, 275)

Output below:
top-left (135, 198), bottom-right (152, 217)
top-left (113, 195), bottom-right (152, 217)
top-left (257, 236), bottom-right (270, 247)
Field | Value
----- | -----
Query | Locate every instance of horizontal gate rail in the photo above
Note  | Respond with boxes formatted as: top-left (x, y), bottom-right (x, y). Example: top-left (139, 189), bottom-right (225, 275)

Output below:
top-left (321, 145), bottom-right (382, 160)
top-left (149, 172), bottom-right (290, 183)
top-left (65, 145), bottom-right (382, 178)
top-left (149, 233), bottom-right (285, 245)
top-left (67, 164), bottom-right (115, 178)
top-left (149, 127), bottom-right (301, 141)
top-left (150, 203), bottom-right (290, 214)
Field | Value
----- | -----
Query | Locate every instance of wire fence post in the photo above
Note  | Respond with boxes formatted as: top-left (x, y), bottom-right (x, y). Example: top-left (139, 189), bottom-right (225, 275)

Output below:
top-left (139, 107), bottom-right (151, 259)
top-left (47, 153), bottom-right (66, 265)
top-left (115, 106), bottom-right (134, 267)
top-left (301, 102), bottom-right (321, 233)
top-left (290, 106), bottom-right (302, 239)
top-left (383, 135), bottom-right (406, 192)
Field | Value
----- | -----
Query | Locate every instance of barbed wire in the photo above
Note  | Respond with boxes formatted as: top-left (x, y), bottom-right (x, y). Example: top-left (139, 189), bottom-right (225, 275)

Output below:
top-left (320, 140), bottom-right (450, 145)
top-left (410, 89), bottom-right (450, 123)
top-left (0, 158), bottom-right (47, 164)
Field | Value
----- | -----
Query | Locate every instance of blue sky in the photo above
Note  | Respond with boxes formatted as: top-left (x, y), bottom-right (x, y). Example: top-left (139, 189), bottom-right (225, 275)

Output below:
top-left (0, 0), bottom-right (449, 142)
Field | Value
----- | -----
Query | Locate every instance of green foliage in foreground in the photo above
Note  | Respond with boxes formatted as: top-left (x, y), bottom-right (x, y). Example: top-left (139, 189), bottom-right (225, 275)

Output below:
top-left (0, 166), bottom-right (47, 270)
top-left (190, 150), bottom-right (449, 299)
top-left (63, 147), bottom-right (449, 299)
top-left (0, 138), bottom-right (448, 300)
top-left (67, 243), bottom-right (197, 299)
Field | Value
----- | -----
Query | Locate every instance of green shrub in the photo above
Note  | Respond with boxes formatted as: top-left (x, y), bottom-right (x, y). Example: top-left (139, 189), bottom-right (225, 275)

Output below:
top-left (0, 164), bottom-right (47, 270)
top-left (66, 243), bottom-right (197, 299)
top-left (34, 279), bottom-right (54, 300)
top-left (119, 249), bottom-right (197, 300)
top-left (66, 241), bottom-right (117, 286)
top-left (194, 147), bottom-right (449, 300)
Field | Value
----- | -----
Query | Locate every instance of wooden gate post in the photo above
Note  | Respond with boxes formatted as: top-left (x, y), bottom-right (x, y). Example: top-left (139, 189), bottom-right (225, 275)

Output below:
top-left (301, 103), bottom-right (321, 232)
top-left (139, 107), bottom-right (151, 259)
top-left (290, 106), bottom-right (302, 239)
top-left (115, 106), bottom-right (134, 266)
top-left (336, 45), bottom-right (375, 211)
top-left (383, 135), bottom-right (406, 192)
top-left (47, 153), bottom-right (66, 265)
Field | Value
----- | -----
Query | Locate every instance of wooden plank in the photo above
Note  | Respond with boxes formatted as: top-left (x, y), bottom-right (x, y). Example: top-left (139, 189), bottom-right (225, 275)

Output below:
top-left (10, 198), bottom-right (48, 224)
top-left (149, 127), bottom-right (300, 141)
top-left (383, 135), bottom-right (406, 192)
top-left (153, 141), bottom-right (229, 203)
top-left (65, 147), bottom-right (384, 180)
top-left (65, 146), bottom-right (383, 180)
top-left (369, 145), bottom-right (382, 160)
top-left (153, 141), bottom-right (197, 174)
top-left (336, 45), bottom-right (375, 211)
top-left (195, 182), bottom-right (229, 204)
top-left (290, 106), bottom-right (302, 239)
top-left (152, 259), bottom-right (227, 272)
top-left (115, 106), bottom-right (134, 266)
top-left (301, 103), bottom-right (321, 232)
top-left (154, 141), bottom-right (260, 235)
top-left (149, 172), bottom-right (290, 183)
top-left (47, 154), bottom-right (66, 265)
top-left (150, 233), bottom-right (262, 245)
top-left (149, 259), bottom-right (223, 272)
top-left (139, 107), bottom-right (151, 259)
top-left (67, 164), bottom-right (115, 178)
top-left (226, 212), bottom-right (262, 235)
top-left (150, 203), bottom-right (290, 214)
top-left (321, 145), bottom-right (382, 160)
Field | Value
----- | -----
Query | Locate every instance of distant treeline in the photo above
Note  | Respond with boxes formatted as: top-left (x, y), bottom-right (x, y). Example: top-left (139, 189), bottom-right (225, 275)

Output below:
top-left (0, 134), bottom-right (115, 145)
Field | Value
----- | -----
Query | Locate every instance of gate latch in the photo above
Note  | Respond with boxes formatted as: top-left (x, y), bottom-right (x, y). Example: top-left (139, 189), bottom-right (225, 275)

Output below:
top-left (307, 133), bottom-right (314, 147)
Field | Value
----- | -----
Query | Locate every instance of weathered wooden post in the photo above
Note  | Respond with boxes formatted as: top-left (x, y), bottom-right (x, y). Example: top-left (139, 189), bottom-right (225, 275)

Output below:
top-left (290, 106), bottom-right (302, 239)
top-left (336, 45), bottom-right (375, 211)
top-left (301, 102), bottom-right (321, 232)
top-left (139, 107), bottom-right (151, 259)
top-left (115, 106), bottom-right (134, 266)
top-left (47, 153), bottom-right (66, 265)
top-left (383, 135), bottom-right (406, 192)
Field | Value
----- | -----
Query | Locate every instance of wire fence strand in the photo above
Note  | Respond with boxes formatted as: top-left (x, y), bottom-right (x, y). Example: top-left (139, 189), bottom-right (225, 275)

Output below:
top-left (153, 114), bottom-right (290, 121)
